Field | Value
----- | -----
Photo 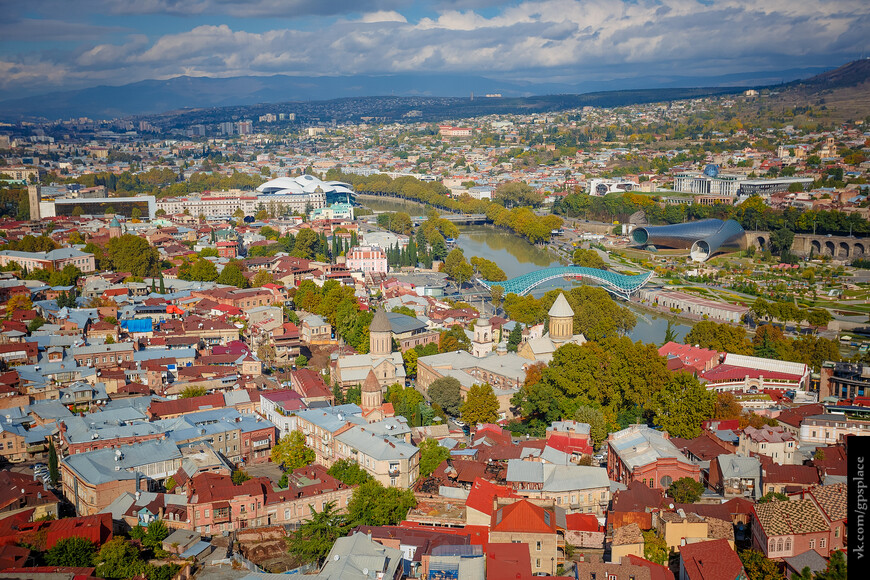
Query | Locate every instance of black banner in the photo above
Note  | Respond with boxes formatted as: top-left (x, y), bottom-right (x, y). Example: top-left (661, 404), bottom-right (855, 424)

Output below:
top-left (848, 434), bottom-right (870, 573)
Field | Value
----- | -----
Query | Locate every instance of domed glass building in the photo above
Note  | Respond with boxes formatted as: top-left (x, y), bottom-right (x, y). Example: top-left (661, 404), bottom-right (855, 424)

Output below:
top-left (631, 219), bottom-right (745, 262)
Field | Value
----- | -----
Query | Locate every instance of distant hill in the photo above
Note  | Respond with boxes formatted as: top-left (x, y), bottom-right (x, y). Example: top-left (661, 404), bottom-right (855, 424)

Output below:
top-left (0, 65), bottom-right (834, 121)
top-left (785, 58), bottom-right (870, 90)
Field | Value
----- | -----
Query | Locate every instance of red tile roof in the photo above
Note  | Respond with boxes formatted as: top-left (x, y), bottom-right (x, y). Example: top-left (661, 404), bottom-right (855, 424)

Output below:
top-left (148, 393), bottom-right (225, 418)
top-left (465, 478), bottom-right (520, 515)
top-left (565, 513), bottom-right (601, 532)
top-left (679, 539), bottom-right (743, 580)
top-left (485, 542), bottom-right (533, 580)
top-left (491, 500), bottom-right (556, 534)
top-left (623, 554), bottom-right (675, 580)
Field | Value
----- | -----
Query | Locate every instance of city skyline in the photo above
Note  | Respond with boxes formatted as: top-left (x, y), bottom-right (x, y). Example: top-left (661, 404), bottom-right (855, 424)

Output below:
top-left (1, 0), bottom-right (868, 102)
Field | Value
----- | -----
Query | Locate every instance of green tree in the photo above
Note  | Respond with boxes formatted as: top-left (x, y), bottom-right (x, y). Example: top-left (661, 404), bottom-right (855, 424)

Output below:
top-left (652, 372), bottom-right (715, 438)
top-left (402, 348), bottom-right (419, 378)
top-left (507, 323), bottom-right (523, 352)
top-left (418, 438), bottom-right (450, 477)
top-left (666, 477), bottom-right (705, 503)
top-left (572, 248), bottom-right (606, 269)
top-left (48, 439), bottom-right (60, 487)
top-left (180, 386), bottom-right (206, 398)
top-left (231, 469), bottom-right (252, 485)
top-left (292, 228), bottom-right (319, 259)
top-left (816, 549), bottom-right (846, 580)
top-left (684, 320), bottom-right (752, 354)
top-left (490, 285), bottom-right (504, 307)
top-left (769, 226), bottom-right (795, 255)
top-left (439, 325), bottom-right (471, 353)
top-left (346, 480), bottom-right (417, 526)
top-left (45, 537), bottom-right (97, 567)
top-left (642, 530), bottom-right (668, 565)
top-left (757, 491), bottom-right (789, 503)
top-left (327, 459), bottom-right (374, 485)
top-left (94, 538), bottom-right (147, 579)
top-left (574, 406), bottom-right (608, 448)
top-left (105, 234), bottom-right (159, 277)
top-left (460, 383), bottom-right (499, 425)
top-left (428, 376), bottom-right (462, 416)
top-left (216, 262), bottom-right (248, 288)
top-left (251, 269), bottom-right (276, 287)
top-left (295, 354), bottom-right (308, 368)
top-left (740, 549), bottom-right (785, 580)
top-left (272, 431), bottom-right (315, 470)
top-left (180, 257), bottom-right (218, 282)
top-left (286, 501), bottom-right (350, 565)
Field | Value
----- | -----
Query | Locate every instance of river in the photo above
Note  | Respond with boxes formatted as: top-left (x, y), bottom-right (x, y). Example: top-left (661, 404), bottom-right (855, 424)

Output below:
top-left (358, 196), bottom-right (691, 344)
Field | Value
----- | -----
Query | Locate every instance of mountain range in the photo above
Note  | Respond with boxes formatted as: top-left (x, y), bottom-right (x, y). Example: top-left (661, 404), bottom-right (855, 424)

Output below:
top-left (0, 65), bottom-right (839, 121)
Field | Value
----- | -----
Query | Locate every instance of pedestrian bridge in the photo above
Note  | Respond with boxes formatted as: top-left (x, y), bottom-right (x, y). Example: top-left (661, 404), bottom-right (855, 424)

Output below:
top-left (478, 265), bottom-right (654, 299)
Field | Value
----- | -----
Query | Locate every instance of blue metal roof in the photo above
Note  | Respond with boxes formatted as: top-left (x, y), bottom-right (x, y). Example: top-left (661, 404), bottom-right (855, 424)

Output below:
top-left (478, 265), bottom-right (653, 299)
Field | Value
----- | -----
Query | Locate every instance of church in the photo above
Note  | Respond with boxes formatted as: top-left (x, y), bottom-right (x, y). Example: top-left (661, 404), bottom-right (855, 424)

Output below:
top-left (517, 292), bottom-right (586, 363)
top-left (330, 309), bottom-right (406, 392)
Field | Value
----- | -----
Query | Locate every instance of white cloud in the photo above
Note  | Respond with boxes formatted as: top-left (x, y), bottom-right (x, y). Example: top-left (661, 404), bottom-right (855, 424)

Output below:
top-left (2, 0), bottom-right (868, 97)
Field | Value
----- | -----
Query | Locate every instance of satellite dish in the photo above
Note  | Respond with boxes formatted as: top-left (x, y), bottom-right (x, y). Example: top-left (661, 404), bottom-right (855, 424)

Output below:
top-left (362, 569), bottom-right (369, 576)
top-left (333, 555), bottom-right (340, 561)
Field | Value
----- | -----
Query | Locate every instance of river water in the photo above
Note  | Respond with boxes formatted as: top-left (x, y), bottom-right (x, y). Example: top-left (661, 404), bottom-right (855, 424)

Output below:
top-left (359, 196), bottom-right (691, 344)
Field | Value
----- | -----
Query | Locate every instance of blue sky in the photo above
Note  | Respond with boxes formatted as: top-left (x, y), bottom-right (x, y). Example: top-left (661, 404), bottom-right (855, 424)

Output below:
top-left (1, 0), bottom-right (867, 100)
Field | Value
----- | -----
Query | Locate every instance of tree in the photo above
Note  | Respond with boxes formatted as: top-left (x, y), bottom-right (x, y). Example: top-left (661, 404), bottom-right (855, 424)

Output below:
top-left (232, 469), bottom-right (252, 485)
top-left (663, 320), bottom-right (678, 345)
top-left (180, 386), bottom-right (206, 398)
top-left (179, 257), bottom-right (217, 282)
top-left (143, 519), bottom-right (169, 553)
top-left (490, 284), bottom-right (504, 307)
top-left (816, 549), bottom-right (846, 580)
top-left (574, 406), bottom-right (608, 448)
top-left (684, 320), bottom-right (752, 354)
top-left (295, 354), bottom-right (308, 368)
top-left (757, 491), bottom-right (789, 503)
top-left (642, 530), bottom-right (668, 565)
top-left (216, 262), bottom-right (248, 288)
top-left (346, 480), bottom-right (417, 526)
top-left (418, 438), bottom-right (450, 477)
top-left (292, 228), bottom-right (319, 259)
top-left (46, 537), bottom-right (96, 567)
top-left (507, 323), bottom-right (523, 352)
top-left (257, 343), bottom-right (276, 364)
top-left (251, 269), bottom-right (276, 287)
top-left (105, 234), bottom-right (159, 277)
top-left (572, 248), bottom-right (606, 269)
top-left (439, 325), bottom-right (471, 353)
top-left (402, 348), bottom-right (419, 378)
top-left (460, 383), bottom-right (499, 425)
top-left (714, 392), bottom-right (743, 421)
top-left (94, 538), bottom-right (147, 579)
top-left (6, 294), bottom-right (32, 315)
top-left (327, 459), bottom-right (373, 485)
top-left (48, 439), bottom-right (60, 487)
top-left (769, 226), bottom-right (795, 255)
top-left (652, 372), bottom-right (715, 439)
top-left (272, 431), bottom-right (314, 470)
top-left (740, 549), bottom-right (785, 580)
top-left (666, 477), bottom-right (705, 503)
top-left (428, 376), bottom-right (462, 416)
top-left (286, 501), bottom-right (351, 565)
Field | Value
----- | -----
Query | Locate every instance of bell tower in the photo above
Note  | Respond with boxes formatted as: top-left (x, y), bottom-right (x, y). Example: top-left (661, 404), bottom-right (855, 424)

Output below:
top-left (548, 293), bottom-right (574, 342)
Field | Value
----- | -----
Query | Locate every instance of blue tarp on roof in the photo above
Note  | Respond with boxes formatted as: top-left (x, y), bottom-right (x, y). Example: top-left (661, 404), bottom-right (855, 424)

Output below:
top-left (121, 318), bottom-right (153, 333)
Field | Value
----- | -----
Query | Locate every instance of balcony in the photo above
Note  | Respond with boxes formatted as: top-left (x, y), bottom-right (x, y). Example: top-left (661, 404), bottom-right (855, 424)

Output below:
top-left (213, 508), bottom-right (231, 524)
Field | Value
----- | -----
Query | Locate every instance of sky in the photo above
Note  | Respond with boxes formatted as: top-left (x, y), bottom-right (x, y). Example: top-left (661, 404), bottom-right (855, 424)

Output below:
top-left (1, 0), bottom-right (868, 101)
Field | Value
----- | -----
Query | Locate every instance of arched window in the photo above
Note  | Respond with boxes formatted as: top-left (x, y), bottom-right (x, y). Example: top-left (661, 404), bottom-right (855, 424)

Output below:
top-left (777, 539), bottom-right (783, 552)
top-left (660, 475), bottom-right (673, 489)
top-left (769, 539), bottom-right (776, 553)
top-left (784, 539), bottom-right (791, 552)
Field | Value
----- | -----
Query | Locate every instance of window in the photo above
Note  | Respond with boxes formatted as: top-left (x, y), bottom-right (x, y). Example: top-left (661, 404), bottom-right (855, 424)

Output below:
top-left (536, 541), bottom-right (542, 551)
top-left (820, 539), bottom-right (826, 549)
top-left (809, 539), bottom-right (815, 549)
top-left (785, 539), bottom-right (791, 551)
top-left (769, 539), bottom-right (776, 553)
top-left (835, 527), bottom-right (841, 538)
top-left (535, 559), bottom-right (541, 569)
top-left (204, 510), bottom-right (209, 518)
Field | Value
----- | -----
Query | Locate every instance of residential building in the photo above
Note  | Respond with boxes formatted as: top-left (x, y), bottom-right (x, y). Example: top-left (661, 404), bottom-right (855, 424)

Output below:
top-left (345, 245), bottom-right (388, 274)
top-left (0, 248), bottom-right (95, 273)
top-left (488, 499), bottom-right (565, 576)
top-left (314, 532), bottom-right (403, 580)
top-left (505, 460), bottom-right (610, 515)
top-left (299, 314), bottom-right (332, 344)
top-left (334, 425), bottom-right (420, 488)
top-left (819, 361), bottom-right (870, 400)
top-left (607, 425), bottom-right (700, 489)
top-left (738, 426), bottom-right (797, 465)
top-left (708, 455), bottom-right (761, 500)
top-left (61, 440), bottom-right (183, 516)
top-left (752, 497), bottom-right (837, 560)
top-left (800, 413), bottom-right (870, 444)
top-left (679, 538), bottom-right (746, 580)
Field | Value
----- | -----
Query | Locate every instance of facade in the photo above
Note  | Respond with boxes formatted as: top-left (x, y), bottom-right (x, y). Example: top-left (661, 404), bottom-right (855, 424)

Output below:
top-left (61, 440), bottom-right (183, 516)
top-left (504, 460), bottom-right (610, 515)
top-left (0, 248), bottom-right (95, 272)
top-left (334, 425), bottom-right (419, 488)
top-left (700, 353), bottom-right (809, 393)
top-left (641, 289), bottom-right (748, 324)
top-left (819, 361), bottom-right (870, 400)
top-left (345, 245), bottom-right (388, 274)
top-left (738, 426), bottom-right (797, 465)
top-left (752, 498), bottom-right (837, 560)
top-left (300, 314), bottom-right (332, 344)
top-left (673, 171), bottom-right (744, 195)
top-left (800, 413), bottom-right (870, 444)
top-left (489, 500), bottom-right (565, 576)
top-left (607, 425), bottom-right (700, 489)
top-left (708, 455), bottom-right (761, 500)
